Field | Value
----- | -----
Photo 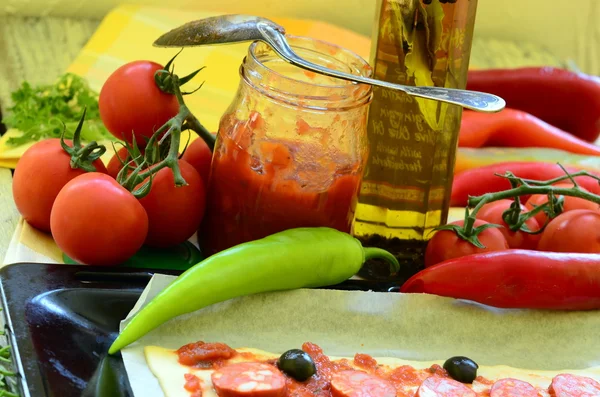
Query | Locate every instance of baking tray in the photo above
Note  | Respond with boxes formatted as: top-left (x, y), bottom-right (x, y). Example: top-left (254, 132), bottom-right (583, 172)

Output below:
top-left (0, 263), bottom-right (395, 397)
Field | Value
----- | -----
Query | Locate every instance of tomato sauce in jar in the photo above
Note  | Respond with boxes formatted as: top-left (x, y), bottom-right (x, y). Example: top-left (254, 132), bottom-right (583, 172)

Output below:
top-left (199, 36), bottom-right (372, 255)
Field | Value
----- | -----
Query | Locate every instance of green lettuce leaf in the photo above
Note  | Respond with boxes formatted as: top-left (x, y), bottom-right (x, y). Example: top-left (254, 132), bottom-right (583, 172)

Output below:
top-left (2, 73), bottom-right (118, 146)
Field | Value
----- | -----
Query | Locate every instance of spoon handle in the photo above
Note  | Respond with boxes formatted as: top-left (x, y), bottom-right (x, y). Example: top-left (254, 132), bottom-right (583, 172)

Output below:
top-left (257, 23), bottom-right (506, 113)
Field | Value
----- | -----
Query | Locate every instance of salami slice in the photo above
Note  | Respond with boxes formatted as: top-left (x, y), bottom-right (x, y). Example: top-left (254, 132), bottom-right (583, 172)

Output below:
top-left (549, 374), bottom-right (600, 397)
top-left (490, 378), bottom-right (538, 397)
top-left (416, 376), bottom-right (476, 397)
top-left (330, 370), bottom-right (396, 397)
top-left (211, 362), bottom-right (287, 397)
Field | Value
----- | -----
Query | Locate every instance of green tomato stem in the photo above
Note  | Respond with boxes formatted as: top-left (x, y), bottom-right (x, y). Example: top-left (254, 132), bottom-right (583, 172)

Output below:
top-left (186, 113), bottom-right (216, 151)
top-left (119, 60), bottom-right (214, 197)
top-left (437, 168), bottom-right (600, 247)
top-left (469, 184), bottom-right (600, 209)
top-left (60, 107), bottom-right (106, 172)
top-left (127, 75), bottom-right (191, 194)
top-left (462, 169), bottom-right (600, 238)
top-left (161, 63), bottom-right (215, 150)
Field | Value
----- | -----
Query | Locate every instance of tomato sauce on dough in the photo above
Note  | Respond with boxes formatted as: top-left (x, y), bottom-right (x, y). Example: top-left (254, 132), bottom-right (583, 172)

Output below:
top-left (177, 341), bottom-right (237, 368)
top-left (175, 341), bottom-right (600, 397)
top-left (184, 373), bottom-right (203, 397)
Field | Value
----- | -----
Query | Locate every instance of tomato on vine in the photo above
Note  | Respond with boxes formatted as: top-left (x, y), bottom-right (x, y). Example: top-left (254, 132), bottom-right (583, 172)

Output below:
top-left (58, 53), bottom-right (215, 265)
top-left (50, 173), bottom-right (149, 266)
top-left (537, 209), bottom-right (600, 253)
top-left (425, 219), bottom-right (509, 267)
top-left (477, 199), bottom-right (541, 250)
top-left (99, 60), bottom-right (180, 143)
top-left (12, 110), bottom-right (107, 232)
top-left (525, 183), bottom-right (600, 226)
top-left (136, 160), bottom-right (206, 248)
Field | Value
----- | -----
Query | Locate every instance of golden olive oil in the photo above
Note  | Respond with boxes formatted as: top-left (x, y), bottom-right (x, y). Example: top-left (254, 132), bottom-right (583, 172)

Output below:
top-left (353, 0), bottom-right (478, 281)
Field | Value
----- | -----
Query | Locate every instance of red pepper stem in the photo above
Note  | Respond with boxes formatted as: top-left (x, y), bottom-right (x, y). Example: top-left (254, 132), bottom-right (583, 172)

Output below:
top-left (363, 247), bottom-right (400, 274)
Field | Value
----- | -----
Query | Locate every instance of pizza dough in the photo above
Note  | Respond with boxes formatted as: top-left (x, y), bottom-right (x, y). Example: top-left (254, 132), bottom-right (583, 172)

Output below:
top-left (144, 344), bottom-right (600, 397)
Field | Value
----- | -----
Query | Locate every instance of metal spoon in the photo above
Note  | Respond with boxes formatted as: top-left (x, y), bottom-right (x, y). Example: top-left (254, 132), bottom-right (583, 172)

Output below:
top-left (154, 15), bottom-right (505, 113)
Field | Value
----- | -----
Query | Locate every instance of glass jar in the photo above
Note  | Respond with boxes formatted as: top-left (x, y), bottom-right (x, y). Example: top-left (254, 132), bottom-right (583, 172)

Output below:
top-left (199, 36), bottom-right (373, 255)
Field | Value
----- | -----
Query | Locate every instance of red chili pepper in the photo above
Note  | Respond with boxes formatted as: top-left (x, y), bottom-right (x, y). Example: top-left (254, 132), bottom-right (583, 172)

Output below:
top-left (458, 109), bottom-right (600, 156)
top-left (400, 250), bottom-right (600, 310)
top-left (450, 162), bottom-right (600, 207)
top-left (466, 67), bottom-right (600, 142)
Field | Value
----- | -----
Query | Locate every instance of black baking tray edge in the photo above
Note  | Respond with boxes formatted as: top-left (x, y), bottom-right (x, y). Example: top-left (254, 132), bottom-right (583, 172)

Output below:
top-left (0, 263), bottom-right (398, 397)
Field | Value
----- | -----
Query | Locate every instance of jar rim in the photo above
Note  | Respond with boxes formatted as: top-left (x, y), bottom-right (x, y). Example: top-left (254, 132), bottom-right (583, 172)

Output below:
top-left (242, 35), bottom-right (372, 105)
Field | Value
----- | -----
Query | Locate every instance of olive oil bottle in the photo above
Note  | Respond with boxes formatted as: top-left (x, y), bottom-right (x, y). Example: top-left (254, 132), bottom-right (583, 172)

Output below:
top-left (353, 0), bottom-right (479, 282)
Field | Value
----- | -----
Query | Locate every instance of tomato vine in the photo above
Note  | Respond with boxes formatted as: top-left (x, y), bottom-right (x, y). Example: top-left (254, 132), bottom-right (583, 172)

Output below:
top-left (442, 166), bottom-right (600, 247)
top-left (113, 54), bottom-right (214, 198)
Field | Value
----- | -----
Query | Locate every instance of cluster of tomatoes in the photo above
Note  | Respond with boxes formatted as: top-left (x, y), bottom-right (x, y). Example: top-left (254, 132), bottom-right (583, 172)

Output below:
top-left (12, 60), bottom-right (213, 266)
top-left (425, 183), bottom-right (600, 267)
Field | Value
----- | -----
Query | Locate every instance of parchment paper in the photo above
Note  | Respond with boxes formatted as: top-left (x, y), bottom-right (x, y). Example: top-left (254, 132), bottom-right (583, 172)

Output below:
top-left (120, 274), bottom-right (600, 397)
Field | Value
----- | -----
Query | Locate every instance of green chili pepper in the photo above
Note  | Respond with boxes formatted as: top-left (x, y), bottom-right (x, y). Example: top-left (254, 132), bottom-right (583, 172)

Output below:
top-left (108, 227), bottom-right (399, 354)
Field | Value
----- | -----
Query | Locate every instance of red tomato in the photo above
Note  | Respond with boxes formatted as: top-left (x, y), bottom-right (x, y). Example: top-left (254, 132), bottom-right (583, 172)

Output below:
top-left (425, 219), bottom-right (509, 267)
top-left (50, 173), bottom-right (148, 265)
top-left (537, 209), bottom-right (600, 253)
top-left (525, 183), bottom-right (600, 226)
top-left (137, 160), bottom-right (206, 248)
top-left (12, 139), bottom-right (108, 232)
top-left (99, 61), bottom-right (179, 143)
top-left (476, 199), bottom-right (541, 249)
top-left (181, 137), bottom-right (213, 187)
